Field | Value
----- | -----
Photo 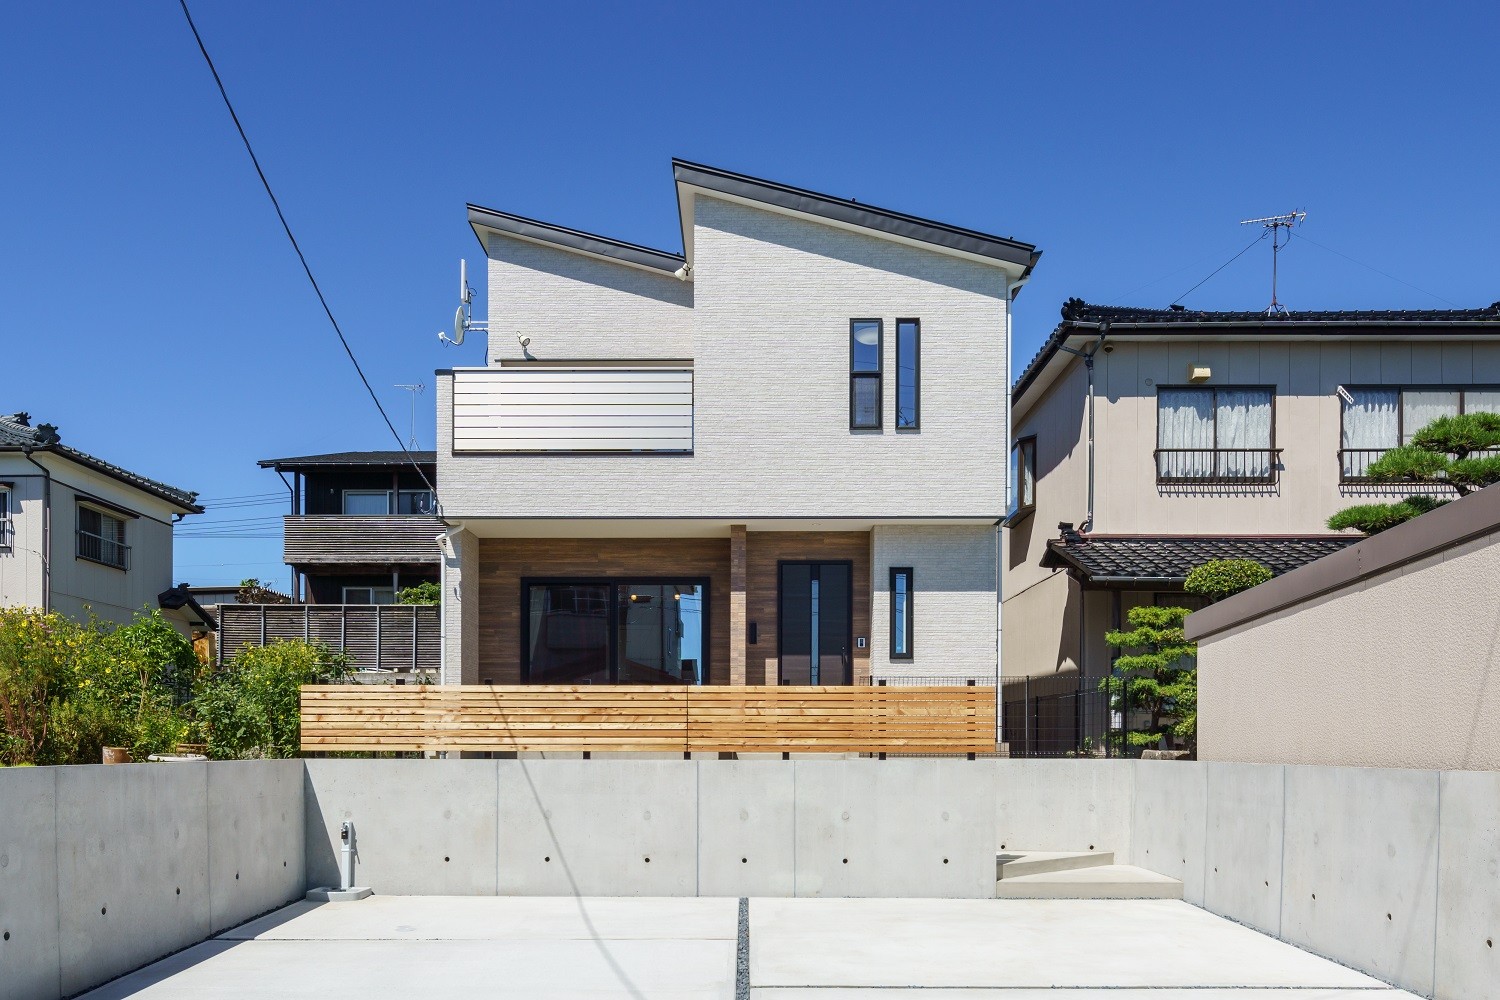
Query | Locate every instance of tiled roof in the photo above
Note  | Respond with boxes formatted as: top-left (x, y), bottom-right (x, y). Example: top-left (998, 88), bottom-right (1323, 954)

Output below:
top-left (1014, 297), bottom-right (1500, 407)
top-left (258, 451), bottom-right (437, 470)
top-left (1041, 534), bottom-right (1361, 584)
top-left (0, 412), bottom-right (201, 512)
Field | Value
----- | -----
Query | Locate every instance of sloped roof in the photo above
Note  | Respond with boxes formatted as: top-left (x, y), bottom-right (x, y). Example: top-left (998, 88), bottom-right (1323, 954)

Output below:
top-left (1041, 534), bottom-right (1361, 585)
top-left (258, 451), bottom-right (436, 471)
top-left (0, 412), bottom-right (201, 512)
top-left (1014, 297), bottom-right (1500, 409)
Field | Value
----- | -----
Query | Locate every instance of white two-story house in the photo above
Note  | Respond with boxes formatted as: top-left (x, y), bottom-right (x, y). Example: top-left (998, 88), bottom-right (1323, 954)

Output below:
top-left (435, 160), bottom-right (1040, 687)
top-left (0, 412), bottom-right (211, 633)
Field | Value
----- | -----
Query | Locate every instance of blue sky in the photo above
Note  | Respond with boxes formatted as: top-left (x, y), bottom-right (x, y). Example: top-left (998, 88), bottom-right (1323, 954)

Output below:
top-left (3, 2), bottom-right (1496, 588)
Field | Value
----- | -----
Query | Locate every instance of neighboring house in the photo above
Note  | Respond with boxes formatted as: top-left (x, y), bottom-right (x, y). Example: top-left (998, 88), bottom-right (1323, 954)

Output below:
top-left (0, 412), bottom-right (212, 633)
top-left (436, 159), bottom-right (1040, 687)
top-left (1002, 298), bottom-right (1500, 688)
top-left (257, 451), bottom-right (441, 604)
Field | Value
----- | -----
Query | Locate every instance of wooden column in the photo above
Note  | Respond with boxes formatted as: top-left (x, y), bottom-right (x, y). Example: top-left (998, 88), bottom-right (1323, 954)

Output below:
top-left (729, 524), bottom-right (747, 685)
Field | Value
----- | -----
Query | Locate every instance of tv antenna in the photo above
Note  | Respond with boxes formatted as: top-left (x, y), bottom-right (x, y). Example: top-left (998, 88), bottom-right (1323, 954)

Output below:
top-left (1240, 211), bottom-right (1307, 314)
top-left (393, 383), bottom-right (425, 449)
top-left (438, 259), bottom-right (487, 346)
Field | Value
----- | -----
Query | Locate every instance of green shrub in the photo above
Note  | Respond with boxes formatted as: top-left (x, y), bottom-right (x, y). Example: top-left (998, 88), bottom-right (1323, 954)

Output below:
top-left (196, 641), bottom-right (354, 759)
top-left (1183, 559), bottom-right (1274, 602)
top-left (1327, 495), bottom-right (1449, 534)
top-left (396, 581), bottom-right (441, 605)
top-left (0, 608), bottom-right (85, 765)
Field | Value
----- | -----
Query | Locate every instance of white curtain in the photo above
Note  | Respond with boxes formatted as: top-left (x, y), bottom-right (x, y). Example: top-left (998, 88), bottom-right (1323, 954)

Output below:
top-left (1215, 389), bottom-right (1273, 477)
top-left (1402, 390), bottom-right (1460, 443)
top-left (1465, 391), bottom-right (1500, 415)
top-left (1341, 389), bottom-right (1398, 477)
top-left (1158, 390), bottom-right (1215, 477)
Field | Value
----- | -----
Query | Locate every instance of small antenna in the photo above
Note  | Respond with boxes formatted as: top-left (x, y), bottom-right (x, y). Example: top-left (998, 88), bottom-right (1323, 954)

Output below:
top-left (1240, 211), bottom-right (1307, 314)
top-left (439, 259), bottom-right (487, 346)
top-left (394, 383), bottom-right (425, 449)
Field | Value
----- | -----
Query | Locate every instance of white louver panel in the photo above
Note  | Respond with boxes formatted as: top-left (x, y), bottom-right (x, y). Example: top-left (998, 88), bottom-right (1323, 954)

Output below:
top-left (452, 366), bottom-right (694, 453)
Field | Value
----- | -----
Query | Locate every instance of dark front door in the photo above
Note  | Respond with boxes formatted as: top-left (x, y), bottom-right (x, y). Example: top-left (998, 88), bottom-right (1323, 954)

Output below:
top-left (778, 561), bottom-right (852, 685)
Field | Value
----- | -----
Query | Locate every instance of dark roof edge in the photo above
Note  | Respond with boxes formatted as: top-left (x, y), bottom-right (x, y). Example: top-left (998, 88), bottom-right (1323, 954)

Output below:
top-left (257, 451), bottom-right (438, 470)
top-left (1012, 299), bottom-right (1500, 409)
top-left (467, 204), bottom-right (685, 274)
top-left (0, 444), bottom-right (201, 513)
top-left (673, 159), bottom-right (1040, 275)
top-left (1185, 483), bottom-right (1500, 643)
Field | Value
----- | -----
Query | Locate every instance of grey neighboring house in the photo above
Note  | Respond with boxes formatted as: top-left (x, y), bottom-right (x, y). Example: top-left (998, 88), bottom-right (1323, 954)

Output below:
top-left (436, 159), bottom-right (1040, 688)
top-left (0, 411), bottom-right (214, 634)
top-left (1002, 299), bottom-right (1500, 696)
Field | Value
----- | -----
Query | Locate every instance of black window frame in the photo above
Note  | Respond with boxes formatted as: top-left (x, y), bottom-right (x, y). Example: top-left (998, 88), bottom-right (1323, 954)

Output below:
top-left (1154, 384), bottom-right (1279, 485)
top-left (1012, 435), bottom-right (1037, 519)
top-left (895, 318), bottom-right (920, 431)
top-left (520, 576), bottom-right (712, 685)
top-left (1338, 384), bottom-right (1500, 482)
top-left (776, 559), bottom-right (855, 686)
top-left (889, 566), bottom-right (914, 661)
top-left (849, 318), bottom-right (884, 431)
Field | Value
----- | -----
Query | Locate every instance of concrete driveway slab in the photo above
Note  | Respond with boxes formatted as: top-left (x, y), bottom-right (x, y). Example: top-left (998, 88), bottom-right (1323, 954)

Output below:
top-left (749, 898), bottom-right (1402, 990)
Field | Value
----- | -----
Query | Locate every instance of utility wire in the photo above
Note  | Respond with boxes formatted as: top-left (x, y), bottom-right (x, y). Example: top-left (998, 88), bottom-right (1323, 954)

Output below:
top-left (1170, 230), bottom-right (1267, 307)
top-left (177, 0), bottom-right (439, 502)
top-left (1288, 231), bottom-right (1461, 308)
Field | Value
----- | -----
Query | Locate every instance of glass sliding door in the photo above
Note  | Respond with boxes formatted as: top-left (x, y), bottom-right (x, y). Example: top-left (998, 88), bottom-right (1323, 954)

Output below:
top-left (524, 579), bottom-right (708, 684)
top-left (778, 561), bottom-right (853, 685)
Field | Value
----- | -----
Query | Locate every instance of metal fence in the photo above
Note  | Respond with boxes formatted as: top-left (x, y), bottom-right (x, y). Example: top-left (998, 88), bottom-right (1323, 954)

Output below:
top-left (999, 672), bottom-right (1115, 758)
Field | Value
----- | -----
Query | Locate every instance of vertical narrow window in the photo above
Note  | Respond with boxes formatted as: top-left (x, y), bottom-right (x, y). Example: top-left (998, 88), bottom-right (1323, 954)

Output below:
top-left (1011, 436), bottom-right (1037, 515)
top-left (890, 567), bottom-right (914, 660)
top-left (895, 319), bottom-right (920, 429)
top-left (850, 319), bottom-right (883, 429)
top-left (0, 489), bottom-right (10, 551)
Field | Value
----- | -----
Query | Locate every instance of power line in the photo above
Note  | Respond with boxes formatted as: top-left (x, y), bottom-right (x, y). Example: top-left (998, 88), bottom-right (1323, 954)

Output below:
top-left (177, 0), bottom-right (439, 503)
top-left (1288, 231), bottom-right (1461, 308)
top-left (1170, 230), bottom-right (1268, 307)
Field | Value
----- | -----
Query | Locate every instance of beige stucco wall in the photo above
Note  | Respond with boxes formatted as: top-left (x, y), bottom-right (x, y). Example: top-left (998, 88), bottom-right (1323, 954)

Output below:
top-left (1196, 530), bottom-right (1500, 770)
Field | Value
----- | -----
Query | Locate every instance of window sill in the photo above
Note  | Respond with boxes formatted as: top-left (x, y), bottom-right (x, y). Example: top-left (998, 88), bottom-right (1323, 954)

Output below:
top-left (1001, 506), bottom-right (1035, 528)
top-left (76, 554), bottom-right (128, 572)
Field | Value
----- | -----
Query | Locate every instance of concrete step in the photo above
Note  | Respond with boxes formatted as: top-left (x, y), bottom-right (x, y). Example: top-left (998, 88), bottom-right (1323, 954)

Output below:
top-left (993, 864), bottom-right (1184, 899)
top-left (995, 850), bottom-right (1115, 880)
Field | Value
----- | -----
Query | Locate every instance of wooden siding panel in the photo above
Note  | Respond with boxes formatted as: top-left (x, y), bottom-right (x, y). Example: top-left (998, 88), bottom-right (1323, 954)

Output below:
top-left (452, 367), bottom-right (694, 453)
top-left (218, 604), bottom-right (439, 673)
top-left (300, 684), bottom-right (997, 754)
top-left (283, 515), bottom-right (444, 566)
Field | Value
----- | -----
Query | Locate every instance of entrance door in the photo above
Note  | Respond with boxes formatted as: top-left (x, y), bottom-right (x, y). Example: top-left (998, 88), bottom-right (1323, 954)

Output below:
top-left (778, 561), bottom-right (852, 685)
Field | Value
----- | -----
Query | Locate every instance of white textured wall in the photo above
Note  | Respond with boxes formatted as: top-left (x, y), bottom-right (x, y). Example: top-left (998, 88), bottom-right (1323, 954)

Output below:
top-left (484, 233), bottom-right (692, 363)
top-left (441, 196), bottom-right (1010, 520)
top-left (440, 526), bottom-right (478, 685)
top-left (1197, 531), bottom-right (1500, 770)
top-left (869, 524), bottom-right (998, 678)
top-left (0, 462), bottom-right (46, 609)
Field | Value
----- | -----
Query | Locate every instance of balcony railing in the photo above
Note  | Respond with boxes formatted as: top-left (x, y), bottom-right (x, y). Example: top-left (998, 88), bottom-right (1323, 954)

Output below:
top-left (1155, 448), bottom-right (1281, 485)
top-left (77, 529), bottom-right (130, 569)
top-left (283, 514), bottom-right (445, 566)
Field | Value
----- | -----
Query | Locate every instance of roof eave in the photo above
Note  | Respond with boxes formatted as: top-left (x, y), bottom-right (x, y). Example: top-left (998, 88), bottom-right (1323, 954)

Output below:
top-left (467, 204), bottom-right (685, 277)
top-left (1, 444), bottom-right (201, 513)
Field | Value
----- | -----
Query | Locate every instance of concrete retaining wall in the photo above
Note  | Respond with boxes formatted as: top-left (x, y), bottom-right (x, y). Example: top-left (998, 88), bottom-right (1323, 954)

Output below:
top-left (302, 758), bottom-right (997, 898)
top-left (0, 760), bottom-right (305, 1000)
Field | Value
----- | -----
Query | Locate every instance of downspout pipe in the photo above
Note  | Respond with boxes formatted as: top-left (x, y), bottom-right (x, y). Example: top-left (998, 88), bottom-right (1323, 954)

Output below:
top-left (21, 448), bottom-right (52, 613)
top-left (1053, 320), bottom-right (1110, 533)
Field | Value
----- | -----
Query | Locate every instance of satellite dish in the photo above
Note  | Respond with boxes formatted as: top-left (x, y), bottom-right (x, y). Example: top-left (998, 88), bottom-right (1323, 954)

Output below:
top-left (454, 306), bottom-right (467, 341)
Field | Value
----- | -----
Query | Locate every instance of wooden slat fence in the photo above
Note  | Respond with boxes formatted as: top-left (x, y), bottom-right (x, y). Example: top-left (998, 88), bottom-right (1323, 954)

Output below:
top-left (300, 684), bottom-right (996, 755)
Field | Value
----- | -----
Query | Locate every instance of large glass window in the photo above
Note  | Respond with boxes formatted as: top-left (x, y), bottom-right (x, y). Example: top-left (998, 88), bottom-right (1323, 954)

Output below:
top-left (342, 586), bottom-right (396, 605)
top-left (1156, 387), bottom-right (1274, 482)
top-left (890, 567), bottom-right (913, 660)
top-left (895, 319), bottom-right (920, 430)
top-left (850, 319), bottom-right (883, 429)
top-left (525, 580), bottom-right (707, 685)
top-left (342, 490), bottom-right (390, 515)
top-left (396, 490), bottom-right (435, 515)
top-left (1340, 386), bottom-right (1500, 479)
